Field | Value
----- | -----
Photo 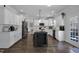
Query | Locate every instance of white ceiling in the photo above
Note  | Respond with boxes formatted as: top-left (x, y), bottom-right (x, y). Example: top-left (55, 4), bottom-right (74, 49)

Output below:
top-left (9, 5), bottom-right (68, 18)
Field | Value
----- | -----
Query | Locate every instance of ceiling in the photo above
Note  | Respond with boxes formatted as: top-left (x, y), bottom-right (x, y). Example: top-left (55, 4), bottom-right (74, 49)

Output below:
top-left (9, 5), bottom-right (68, 18)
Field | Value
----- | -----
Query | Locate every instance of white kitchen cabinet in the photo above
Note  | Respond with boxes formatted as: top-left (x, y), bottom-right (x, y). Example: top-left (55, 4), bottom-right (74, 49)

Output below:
top-left (14, 14), bottom-right (24, 25)
top-left (0, 31), bottom-right (22, 48)
top-left (4, 8), bottom-right (16, 25)
top-left (58, 31), bottom-right (64, 41)
top-left (0, 6), bottom-right (23, 48)
top-left (4, 8), bottom-right (12, 24)
top-left (19, 15), bottom-right (24, 25)
top-left (15, 15), bottom-right (21, 25)
top-left (13, 31), bottom-right (22, 43)
top-left (0, 32), bottom-right (10, 48)
top-left (9, 31), bottom-right (15, 46)
top-left (9, 31), bottom-right (22, 46)
top-left (0, 7), bottom-right (4, 24)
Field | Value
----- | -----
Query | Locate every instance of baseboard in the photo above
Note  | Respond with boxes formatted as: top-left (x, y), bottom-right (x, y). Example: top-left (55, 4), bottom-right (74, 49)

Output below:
top-left (0, 37), bottom-right (25, 52)
top-left (9, 38), bottom-right (22, 48)
top-left (9, 34), bottom-right (28, 48)
top-left (64, 41), bottom-right (78, 48)
top-left (0, 48), bottom-right (8, 53)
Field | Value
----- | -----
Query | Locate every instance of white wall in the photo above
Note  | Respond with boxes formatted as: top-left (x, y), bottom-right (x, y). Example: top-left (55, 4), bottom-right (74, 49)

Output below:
top-left (60, 6), bottom-right (79, 47)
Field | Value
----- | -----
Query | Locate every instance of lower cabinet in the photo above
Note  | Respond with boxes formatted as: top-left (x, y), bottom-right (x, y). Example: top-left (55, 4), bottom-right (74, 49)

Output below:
top-left (55, 30), bottom-right (64, 41)
top-left (10, 31), bottom-right (22, 47)
top-left (0, 32), bottom-right (10, 48)
top-left (0, 31), bottom-right (22, 48)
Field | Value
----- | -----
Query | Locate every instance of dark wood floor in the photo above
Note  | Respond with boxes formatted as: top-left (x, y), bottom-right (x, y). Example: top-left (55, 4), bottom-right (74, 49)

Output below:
top-left (4, 33), bottom-right (75, 53)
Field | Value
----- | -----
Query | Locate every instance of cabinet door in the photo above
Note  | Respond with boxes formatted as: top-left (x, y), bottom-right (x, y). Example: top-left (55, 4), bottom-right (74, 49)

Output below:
top-left (15, 15), bottom-right (20, 25)
top-left (10, 12), bottom-right (15, 24)
top-left (0, 7), bottom-right (4, 24)
top-left (10, 32), bottom-right (15, 46)
top-left (19, 15), bottom-right (24, 25)
top-left (4, 8), bottom-right (11, 24)
top-left (14, 31), bottom-right (18, 42)
top-left (15, 14), bottom-right (23, 25)
top-left (4, 8), bottom-right (15, 25)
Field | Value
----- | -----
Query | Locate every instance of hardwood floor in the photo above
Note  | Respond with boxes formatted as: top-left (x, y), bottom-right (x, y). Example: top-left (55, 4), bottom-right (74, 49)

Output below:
top-left (4, 33), bottom-right (75, 53)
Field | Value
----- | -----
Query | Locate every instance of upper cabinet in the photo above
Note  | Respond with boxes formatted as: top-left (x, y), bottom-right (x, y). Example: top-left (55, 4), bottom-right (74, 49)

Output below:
top-left (0, 6), bottom-right (25, 25)
top-left (0, 7), bottom-right (4, 24)
top-left (4, 7), bottom-right (17, 25)
top-left (0, 6), bottom-right (24, 48)
top-left (15, 14), bottom-right (23, 25)
top-left (4, 8), bottom-right (12, 24)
